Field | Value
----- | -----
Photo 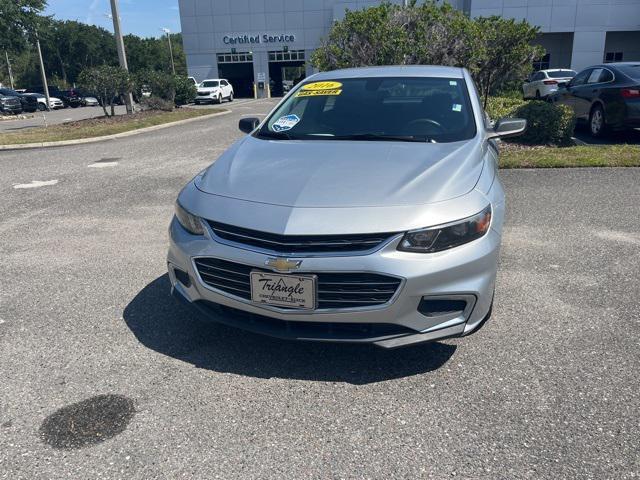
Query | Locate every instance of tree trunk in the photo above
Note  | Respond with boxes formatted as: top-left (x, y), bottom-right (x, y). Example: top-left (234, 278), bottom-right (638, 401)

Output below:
top-left (110, 100), bottom-right (115, 117)
top-left (483, 72), bottom-right (492, 110)
top-left (101, 96), bottom-right (109, 117)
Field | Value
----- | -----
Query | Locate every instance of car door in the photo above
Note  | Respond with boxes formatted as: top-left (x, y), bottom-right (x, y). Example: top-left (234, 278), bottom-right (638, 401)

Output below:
top-left (561, 69), bottom-right (591, 117)
top-left (525, 72), bottom-right (540, 98)
top-left (570, 68), bottom-right (605, 119)
top-left (570, 69), bottom-right (599, 119)
top-left (523, 74), bottom-right (534, 98)
top-left (220, 80), bottom-right (230, 98)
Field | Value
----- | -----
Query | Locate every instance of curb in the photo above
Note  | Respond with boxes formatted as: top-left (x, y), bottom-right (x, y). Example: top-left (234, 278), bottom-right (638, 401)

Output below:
top-left (0, 109), bottom-right (231, 151)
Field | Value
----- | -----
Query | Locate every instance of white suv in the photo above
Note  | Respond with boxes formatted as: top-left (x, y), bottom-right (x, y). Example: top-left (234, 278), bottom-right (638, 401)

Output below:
top-left (195, 78), bottom-right (233, 104)
top-left (523, 69), bottom-right (577, 99)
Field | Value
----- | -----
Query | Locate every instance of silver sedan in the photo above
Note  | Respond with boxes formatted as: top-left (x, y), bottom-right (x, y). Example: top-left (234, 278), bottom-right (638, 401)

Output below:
top-left (168, 65), bottom-right (525, 348)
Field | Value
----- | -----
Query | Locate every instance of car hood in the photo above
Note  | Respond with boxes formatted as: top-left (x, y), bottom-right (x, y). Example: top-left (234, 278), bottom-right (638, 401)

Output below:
top-left (196, 135), bottom-right (485, 208)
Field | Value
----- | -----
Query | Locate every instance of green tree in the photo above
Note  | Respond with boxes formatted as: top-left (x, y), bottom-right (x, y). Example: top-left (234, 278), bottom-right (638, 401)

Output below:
top-left (311, 1), bottom-right (543, 107)
top-left (0, 0), bottom-right (47, 52)
top-left (78, 65), bottom-right (131, 116)
top-left (474, 16), bottom-right (543, 107)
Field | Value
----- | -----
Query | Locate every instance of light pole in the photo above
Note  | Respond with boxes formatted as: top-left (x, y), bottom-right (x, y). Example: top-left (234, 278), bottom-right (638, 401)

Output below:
top-left (4, 50), bottom-right (14, 89)
top-left (161, 28), bottom-right (176, 75)
top-left (108, 0), bottom-right (134, 113)
top-left (35, 33), bottom-right (51, 111)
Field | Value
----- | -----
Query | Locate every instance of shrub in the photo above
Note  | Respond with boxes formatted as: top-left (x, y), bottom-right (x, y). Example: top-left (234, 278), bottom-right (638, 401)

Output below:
top-left (139, 96), bottom-right (174, 111)
top-left (134, 70), bottom-right (176, 103)
top-left (174, 75), bottom-right (197, 105)
top-left (485, 96), bottom-right (526, 121)
top-left (78, 65), bottom-right (132, 117)
top-left (509, 101), bottom-right (576, 146)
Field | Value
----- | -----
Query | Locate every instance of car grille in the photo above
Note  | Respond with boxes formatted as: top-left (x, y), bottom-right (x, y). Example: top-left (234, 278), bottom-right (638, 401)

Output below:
top-left (208, 221), bottom-right (397, 254)
top-left (197, 90), bottom-right (208, 95)
top-left (3, 98), bottom-right (20, 106)
top-left (194, 258), bottom-right (402, 310)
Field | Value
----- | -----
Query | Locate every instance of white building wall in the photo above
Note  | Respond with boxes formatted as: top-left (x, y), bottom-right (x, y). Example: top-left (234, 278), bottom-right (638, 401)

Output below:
top-left (470, 0), bottom-right (640, 71)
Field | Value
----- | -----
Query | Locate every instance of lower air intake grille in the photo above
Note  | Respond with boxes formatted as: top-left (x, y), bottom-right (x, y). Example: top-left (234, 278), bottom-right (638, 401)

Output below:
top-left (194, 258), bottom-right (402, 310)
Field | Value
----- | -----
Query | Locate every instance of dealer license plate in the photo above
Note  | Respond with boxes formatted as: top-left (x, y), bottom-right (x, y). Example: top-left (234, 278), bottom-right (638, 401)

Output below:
top-left (250, 271), bottom-right (316, 309)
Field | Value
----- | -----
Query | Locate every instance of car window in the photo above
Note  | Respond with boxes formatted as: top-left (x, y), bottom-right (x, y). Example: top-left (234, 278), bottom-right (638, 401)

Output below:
top-left (221, 80), bottom-right (228, 86)
top-left (598, 69), bottom-right (614, 82)
top-left (259, 76), bottom-right (477, 143)
top-left (587, 69), bottom-right (604, 84)
top-left (530, 72), bottom-right (543, 81)
top-left (201, 81), bottom-right (219, 88)
top-left (569, 69), bottom-right (591, 87)
top-left (617, 65), bottom-right (640, 80)
top-left (548, 70), bottom-right (576, 78)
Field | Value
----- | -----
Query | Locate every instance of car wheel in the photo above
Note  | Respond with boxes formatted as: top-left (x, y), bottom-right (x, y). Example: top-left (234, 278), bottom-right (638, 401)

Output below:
top-left (589, 104), bottom-right (606, 138)
top-left (38, 103), bottom-right (47, 111)
top-left (229, 92), bottom-right (234, 102)
top-left (535, 90), bottom-right (541, 99)
top-left (217, 94), bottom-right (222, 104)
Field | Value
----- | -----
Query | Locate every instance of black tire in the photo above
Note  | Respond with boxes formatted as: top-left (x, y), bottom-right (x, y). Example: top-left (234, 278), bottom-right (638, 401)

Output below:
top-left (535, 90), bottom-right (541, 99)
top-left (229, 92), bottom-right (234, 102)
top-left (217, 94), bottom-right (222, 104)
top-left (38, 103), bottom-right (47, 111)
top-left (589, 104), bottom-right (606, 138)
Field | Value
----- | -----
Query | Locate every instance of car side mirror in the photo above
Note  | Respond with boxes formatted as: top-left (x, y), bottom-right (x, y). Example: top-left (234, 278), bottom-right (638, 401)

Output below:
top-left (490, 117), bottom-right (527, 139)
top-left (239, 117), bottom-right (260, 134)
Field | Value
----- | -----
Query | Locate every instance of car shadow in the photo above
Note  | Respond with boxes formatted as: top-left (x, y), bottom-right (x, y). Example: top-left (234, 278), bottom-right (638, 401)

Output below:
top-left (574, 125), bottom-right (640, 145)
top-left (123, 274), bottom-right (456, 385)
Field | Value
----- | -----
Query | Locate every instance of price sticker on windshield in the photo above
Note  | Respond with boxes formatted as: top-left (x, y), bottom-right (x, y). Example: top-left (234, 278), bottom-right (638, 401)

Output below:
top-left (296, 81), bottom-right (342, 97)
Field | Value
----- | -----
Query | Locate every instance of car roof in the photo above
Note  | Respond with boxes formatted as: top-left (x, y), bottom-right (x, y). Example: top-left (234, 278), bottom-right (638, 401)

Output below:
top-left (541, 69), bottom-right (575, 72)
top-left (201, 78), bottom-right (224, 81)
top-left (310, 65), bottom-right (466, 80)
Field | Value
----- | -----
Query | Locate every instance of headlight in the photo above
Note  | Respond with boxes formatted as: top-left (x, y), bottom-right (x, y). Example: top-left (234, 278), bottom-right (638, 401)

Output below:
top-left (174, 202), bottom-right (204, 235)
top-left (398, 205), bottom-right (492, 253)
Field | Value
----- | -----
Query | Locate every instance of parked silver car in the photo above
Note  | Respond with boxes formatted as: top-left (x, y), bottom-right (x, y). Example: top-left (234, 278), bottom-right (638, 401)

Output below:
top-left (168, 66), bottom-right (525, 348)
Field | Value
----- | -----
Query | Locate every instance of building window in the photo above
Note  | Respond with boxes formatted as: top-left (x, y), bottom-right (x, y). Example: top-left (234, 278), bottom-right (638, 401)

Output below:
top-left (604, 52), bottom-right (623, 63)
top-left (532, 53), bottom-right (550, 71)
top-left (268, 50), bottom-right (306, 62)
top-left (217, 52), bottom-right (253, 63)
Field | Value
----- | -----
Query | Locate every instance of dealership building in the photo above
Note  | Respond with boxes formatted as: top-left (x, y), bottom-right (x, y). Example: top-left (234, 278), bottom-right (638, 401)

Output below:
top-left (178, 0), bottom-right (640, 97)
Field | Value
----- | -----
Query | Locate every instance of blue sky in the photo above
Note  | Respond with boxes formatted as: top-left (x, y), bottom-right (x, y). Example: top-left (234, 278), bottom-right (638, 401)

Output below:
top-left (44, 0), bottom-right (182, 38)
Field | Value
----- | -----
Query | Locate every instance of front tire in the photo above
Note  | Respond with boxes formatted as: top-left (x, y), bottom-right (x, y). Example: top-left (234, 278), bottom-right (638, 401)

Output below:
top-left (216, 94), bottom-right (222, 104)
top-left (38, 103), bottom-right (47, 111)
top-left (589, 104), bottom-right (606, 138)
top-left (228, 92), bottom-right (233, 102)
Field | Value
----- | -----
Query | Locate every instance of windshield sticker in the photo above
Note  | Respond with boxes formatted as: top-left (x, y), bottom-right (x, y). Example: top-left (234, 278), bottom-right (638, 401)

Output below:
top-left (272, 114), bottom-right (300, 132)
top-left (296, 81), bottom-right (342, 97)
top-left (449, 80), bottom-right (457, 86)
top-left (452, 104), bottom-right (462, 112)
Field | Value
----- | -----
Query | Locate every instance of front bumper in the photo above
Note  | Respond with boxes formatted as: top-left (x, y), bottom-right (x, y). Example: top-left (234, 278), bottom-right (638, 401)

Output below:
top-left (167, 216), bottom-right (500, 348)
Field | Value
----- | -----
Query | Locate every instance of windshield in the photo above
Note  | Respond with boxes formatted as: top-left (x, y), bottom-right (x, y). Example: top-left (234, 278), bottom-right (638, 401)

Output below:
top-left (548, 70), bottom-right (576, 78)
top-left (0, 88), bottom-right (19, 96)
top-left (257, 76), bottom-right (477, 143)
top-left (201, 81), bottom-right (219, 88)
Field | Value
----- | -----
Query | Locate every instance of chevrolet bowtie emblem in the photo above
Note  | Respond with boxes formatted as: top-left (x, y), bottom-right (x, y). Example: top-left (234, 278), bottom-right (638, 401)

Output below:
top-left (265, 257), bottom-right (302, 273)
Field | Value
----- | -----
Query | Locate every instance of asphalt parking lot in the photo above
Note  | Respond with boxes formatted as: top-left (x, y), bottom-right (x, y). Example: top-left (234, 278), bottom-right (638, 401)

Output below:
top-left (0, 98), bottom-right (258, 133)
top-left (1, 98), bottom-right (638, 479)
top-left (0, 105), bottom-right (127, 133)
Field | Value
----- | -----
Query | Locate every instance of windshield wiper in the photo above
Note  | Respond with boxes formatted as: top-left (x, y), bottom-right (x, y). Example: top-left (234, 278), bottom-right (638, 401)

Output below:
top-left (331, 133), bottom-right (435, 143)
top-left (256, 130), bottom-right (292, 140)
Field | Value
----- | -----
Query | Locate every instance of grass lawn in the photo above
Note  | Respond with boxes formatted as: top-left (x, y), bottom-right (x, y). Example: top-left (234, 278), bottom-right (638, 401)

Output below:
top-left (500, 144), bottom-right (640, 168)
top-left (0, 108), bottom-right (225, 146)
